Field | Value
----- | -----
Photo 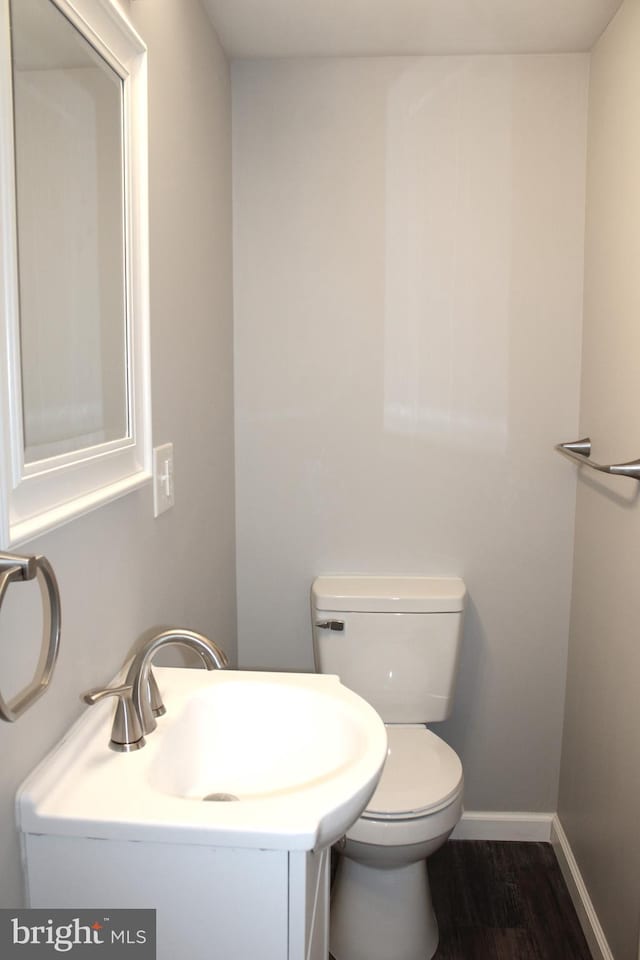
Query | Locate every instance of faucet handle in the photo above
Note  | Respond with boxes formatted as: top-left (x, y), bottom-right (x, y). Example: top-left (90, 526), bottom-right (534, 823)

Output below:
top-left (82, 683), bottom-right (145, 752)
top-left (119, 659), bottom-right (166, 719)
top-left (148, 669), bottom-right (166, 718)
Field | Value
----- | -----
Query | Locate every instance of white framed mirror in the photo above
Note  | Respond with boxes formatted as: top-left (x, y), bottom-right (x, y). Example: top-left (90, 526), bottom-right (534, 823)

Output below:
top-left (0, 0), bottom-right (151, 547)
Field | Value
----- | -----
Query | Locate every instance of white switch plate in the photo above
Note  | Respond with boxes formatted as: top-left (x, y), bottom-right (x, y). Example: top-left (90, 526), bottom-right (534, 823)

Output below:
top-left (153, 443), bottom-right (174, 517)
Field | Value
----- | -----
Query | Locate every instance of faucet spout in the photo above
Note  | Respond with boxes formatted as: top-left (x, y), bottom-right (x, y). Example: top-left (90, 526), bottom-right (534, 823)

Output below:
top-left (126, 628), bottom-right (229, 736)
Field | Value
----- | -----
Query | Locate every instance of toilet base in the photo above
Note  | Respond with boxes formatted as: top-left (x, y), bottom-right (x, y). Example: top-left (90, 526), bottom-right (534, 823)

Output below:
top-left (330, 855), bottom-right (438, 960)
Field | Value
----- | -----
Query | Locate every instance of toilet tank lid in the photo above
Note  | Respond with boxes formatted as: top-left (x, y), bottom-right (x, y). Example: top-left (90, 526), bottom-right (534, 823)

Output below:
top-left (312, 576), bottom-right (466, 613)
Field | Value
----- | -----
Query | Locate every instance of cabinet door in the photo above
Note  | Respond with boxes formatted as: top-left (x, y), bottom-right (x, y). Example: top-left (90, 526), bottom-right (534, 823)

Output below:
top-left (25, 835), bottom-right (290, 960)
top-left (289, 848), bottom-right (330, 960)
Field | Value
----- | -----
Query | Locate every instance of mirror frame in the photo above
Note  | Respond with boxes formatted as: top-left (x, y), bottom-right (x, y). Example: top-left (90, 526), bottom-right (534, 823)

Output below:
top-left (0, 0), bottom-right (151, 547)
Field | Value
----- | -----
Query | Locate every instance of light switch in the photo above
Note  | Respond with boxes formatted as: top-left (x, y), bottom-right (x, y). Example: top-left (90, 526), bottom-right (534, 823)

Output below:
top-left (153, 443), bottom-right (174, 517)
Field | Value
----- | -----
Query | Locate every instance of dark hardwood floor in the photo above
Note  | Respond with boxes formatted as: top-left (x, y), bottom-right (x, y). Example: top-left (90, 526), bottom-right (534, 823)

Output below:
top-left (329, 840), bottom-right (592, 959)
top-left (429, 841), bottom-right (592, 959)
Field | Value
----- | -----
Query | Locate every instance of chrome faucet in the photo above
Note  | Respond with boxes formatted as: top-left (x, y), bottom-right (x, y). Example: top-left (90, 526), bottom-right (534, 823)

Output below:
top-left (83, 628), bottom-right (229, 752)
top-left (126, 628), bottom-right (228, 738)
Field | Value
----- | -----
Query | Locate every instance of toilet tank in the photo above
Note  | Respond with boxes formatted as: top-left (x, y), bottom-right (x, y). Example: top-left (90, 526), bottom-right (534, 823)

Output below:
top-left (311, 576), bottom-right (466, 723)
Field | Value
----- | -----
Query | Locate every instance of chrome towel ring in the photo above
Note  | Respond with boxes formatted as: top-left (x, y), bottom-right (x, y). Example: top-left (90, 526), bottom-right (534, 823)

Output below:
top-left (0, 552), bottom-right (61, 722)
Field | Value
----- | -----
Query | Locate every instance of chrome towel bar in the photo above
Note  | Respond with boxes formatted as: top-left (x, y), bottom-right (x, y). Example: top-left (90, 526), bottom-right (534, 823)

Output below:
top-left (0, 552), bottom-right (61, 722)
top-left (555, 437), bottom-right (640, 481)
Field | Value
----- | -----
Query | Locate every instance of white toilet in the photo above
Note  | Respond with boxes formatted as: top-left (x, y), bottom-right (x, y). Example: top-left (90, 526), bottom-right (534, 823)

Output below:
top-left (311, 575), bottom-right (466, 960)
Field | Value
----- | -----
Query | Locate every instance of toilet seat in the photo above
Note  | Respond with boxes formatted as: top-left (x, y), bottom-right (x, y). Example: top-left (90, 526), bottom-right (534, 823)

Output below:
top-left (346, 726), bottom-right (463, 848)
top-left (361, 725), bottom-right (463, 820)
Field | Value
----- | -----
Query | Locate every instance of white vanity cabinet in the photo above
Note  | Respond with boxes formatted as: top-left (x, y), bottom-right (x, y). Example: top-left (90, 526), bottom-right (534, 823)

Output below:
top-left (17, 668), bottom-right (387, 959)
top-left (22, 833), bottom-right (330, 960)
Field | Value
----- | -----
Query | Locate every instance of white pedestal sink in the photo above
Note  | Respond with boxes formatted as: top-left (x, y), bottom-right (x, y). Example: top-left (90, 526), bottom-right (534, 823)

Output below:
top-left (17, 668), bottom-right (387, 960)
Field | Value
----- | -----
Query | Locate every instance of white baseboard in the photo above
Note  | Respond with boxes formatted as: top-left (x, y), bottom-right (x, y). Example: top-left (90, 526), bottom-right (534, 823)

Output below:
top-left (451, 810), bottom-right (554, 842)
top-left (551, 815), bottom-right (613, 960)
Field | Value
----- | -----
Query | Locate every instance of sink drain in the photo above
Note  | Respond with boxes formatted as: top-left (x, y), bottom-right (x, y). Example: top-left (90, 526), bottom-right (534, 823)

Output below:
top-left (202, 792), bottom-right (239, 802)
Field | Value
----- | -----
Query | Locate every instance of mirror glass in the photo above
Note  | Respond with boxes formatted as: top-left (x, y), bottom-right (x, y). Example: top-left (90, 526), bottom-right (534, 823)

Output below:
top-left (10, 0), bottom-right (128, 464)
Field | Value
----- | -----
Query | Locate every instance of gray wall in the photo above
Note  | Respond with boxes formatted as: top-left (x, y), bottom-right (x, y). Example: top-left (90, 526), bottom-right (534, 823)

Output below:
top-left (558, 2), bottom-right (640, 958)
top-left (0, 0), bottom-right (235, 908)
top-left (232, 55), bottom-right (588, 813)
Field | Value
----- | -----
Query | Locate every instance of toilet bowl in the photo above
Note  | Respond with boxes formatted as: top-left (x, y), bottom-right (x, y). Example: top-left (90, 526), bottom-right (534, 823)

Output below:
top-left (330, 724), bottom-right (463, 960)
top-left (311, 575), bottom-right (467, 960)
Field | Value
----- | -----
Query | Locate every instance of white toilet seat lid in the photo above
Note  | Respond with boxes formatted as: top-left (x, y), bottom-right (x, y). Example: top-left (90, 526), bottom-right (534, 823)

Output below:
top-left (362, 725), bottom-right (463, 820)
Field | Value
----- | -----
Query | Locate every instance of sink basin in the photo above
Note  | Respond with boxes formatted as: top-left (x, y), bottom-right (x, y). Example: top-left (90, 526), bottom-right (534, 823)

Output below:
top-left (18, 668), bottom-right (387, 851)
